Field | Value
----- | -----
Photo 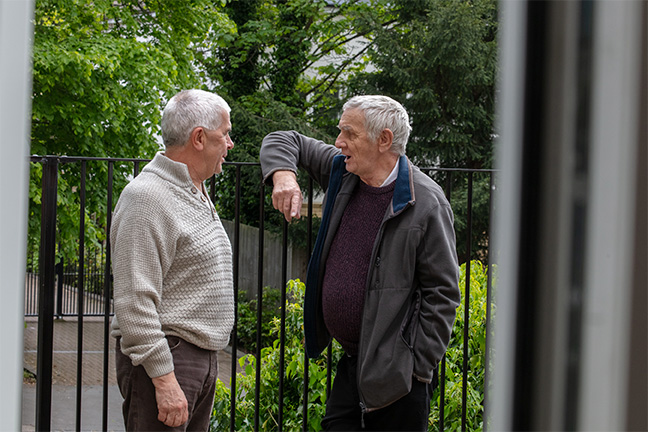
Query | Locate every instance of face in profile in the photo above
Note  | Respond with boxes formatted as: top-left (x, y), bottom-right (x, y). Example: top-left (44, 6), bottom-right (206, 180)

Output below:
top-left (203, 111), bottom-right (234, 177)
top-left (335, 108), bottom-right (382, 182)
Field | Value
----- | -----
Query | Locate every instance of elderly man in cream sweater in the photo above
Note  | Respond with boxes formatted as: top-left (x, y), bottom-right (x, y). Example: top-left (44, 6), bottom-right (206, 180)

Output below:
top-left (110, 89), bottom-right (235, 431)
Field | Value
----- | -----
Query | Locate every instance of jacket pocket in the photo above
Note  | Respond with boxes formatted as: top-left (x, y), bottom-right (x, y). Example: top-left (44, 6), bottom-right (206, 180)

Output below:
top-left (400, 289), bottom-right (421, 351)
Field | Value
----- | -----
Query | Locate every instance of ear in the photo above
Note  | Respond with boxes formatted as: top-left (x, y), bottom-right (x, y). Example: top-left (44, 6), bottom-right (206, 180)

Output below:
top-left (189, 127), bottom-right (207, 151)
top-left (377, 129), bottom-right (394, 154)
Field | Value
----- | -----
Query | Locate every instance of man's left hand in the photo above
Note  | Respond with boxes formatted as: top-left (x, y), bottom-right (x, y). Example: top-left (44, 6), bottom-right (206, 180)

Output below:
top-left (151, 371), bottom-right (189, 427)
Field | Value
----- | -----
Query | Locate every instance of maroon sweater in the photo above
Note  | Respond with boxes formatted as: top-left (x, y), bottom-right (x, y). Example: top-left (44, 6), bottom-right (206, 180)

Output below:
top-left (321, 180), bottom-right (395, 355)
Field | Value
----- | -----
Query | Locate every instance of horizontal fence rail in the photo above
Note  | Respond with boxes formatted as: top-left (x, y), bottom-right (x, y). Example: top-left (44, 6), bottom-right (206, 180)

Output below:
top-left (26, 155), bottom-right (497, 432)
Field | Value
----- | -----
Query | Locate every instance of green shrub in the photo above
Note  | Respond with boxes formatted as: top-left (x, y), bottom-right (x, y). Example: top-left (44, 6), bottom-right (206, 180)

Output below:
top-left (211, 280), bottom-right (342, 431)
top-left (213, 263), bottom-right (494, 431)
top-left (430, 260), bottom-right (495, 431)
top-left (236, 288), bottom-right (283, 353)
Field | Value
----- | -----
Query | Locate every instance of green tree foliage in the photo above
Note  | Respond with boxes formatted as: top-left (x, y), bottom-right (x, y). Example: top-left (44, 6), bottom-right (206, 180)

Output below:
top-left (29, 0), bottom-right (234, 262)
top-left (348, 0), bottom-right (498, 169)
top-left (212, 262), bottom-right (494, 431)
top-left (447, 171), bottom-right (495, 264)
top-left (32, 0), bottom-right (234, 158)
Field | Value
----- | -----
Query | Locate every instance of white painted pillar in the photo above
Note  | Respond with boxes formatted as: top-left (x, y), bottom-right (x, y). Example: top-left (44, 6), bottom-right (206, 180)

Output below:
top-left (0, 0), bottom-right (35, 430)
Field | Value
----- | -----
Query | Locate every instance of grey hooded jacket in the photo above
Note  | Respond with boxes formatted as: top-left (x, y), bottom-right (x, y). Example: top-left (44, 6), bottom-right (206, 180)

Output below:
top-left (260, 131), bottom-right (460, 412)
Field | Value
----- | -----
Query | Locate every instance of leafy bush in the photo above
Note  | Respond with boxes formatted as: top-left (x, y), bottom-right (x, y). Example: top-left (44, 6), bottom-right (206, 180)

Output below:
top-left (211, 280), bottom-right (342, 431)
top-left (430, 261), bottom-right (496, 431)
top-left (236, 288), bottom-right (283, 353)
top-left (213, 263), bottom-right (494, 431)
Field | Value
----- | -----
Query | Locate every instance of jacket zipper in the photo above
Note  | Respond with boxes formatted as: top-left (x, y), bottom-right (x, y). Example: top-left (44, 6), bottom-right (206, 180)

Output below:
top-left (355, 164), bottom-right (414, 413)
top-left (356, 211), bottom-right (390, 415)
top-left (356, 230), bottom-right (383, 417)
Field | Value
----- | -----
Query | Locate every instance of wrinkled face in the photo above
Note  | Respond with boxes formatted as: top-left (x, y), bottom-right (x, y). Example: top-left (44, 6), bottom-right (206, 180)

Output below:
top-left (203, 111), bottom-right (234, 177)
top-left (335, 108), bottom-right (380, 182)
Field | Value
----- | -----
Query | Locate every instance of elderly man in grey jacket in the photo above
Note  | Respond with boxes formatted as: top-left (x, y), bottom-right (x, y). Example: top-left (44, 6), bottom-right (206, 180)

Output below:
top-left (260, 95), bottom-right (460, 431)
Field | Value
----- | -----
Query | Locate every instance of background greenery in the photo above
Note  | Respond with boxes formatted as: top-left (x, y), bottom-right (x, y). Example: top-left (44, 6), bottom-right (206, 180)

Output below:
top-left (211, 261), bottom-right (494, 431)
top-left (29, 0), bottom-right (497, 266)
top-left (236, 287), bottom-right (283, 353)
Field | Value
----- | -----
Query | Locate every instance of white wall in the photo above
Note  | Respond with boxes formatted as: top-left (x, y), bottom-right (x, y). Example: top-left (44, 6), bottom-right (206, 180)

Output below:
top-left (0, 0), bottom-right (35, 430)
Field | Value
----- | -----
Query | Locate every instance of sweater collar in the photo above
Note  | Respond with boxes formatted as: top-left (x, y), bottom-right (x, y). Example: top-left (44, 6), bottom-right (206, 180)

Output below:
top-left (143, 152), bottom-right (196, 189)
top-left (331, 154), bottom-right (414, 214)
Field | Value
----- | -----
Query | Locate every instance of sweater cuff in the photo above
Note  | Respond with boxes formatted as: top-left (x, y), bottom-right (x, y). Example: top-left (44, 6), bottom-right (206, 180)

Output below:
top-left (141, 347), bottom-right (175, 379)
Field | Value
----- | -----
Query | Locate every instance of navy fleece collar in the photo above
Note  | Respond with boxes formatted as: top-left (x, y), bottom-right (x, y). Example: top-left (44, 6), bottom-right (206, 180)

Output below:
top-left (393, 155), bottom-right (413, 214)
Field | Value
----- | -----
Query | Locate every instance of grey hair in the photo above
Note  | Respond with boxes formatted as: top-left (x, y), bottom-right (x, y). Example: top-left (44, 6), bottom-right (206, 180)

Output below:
top-left (343, 95), bottom-right (411, 156)
top-left (161, 89), bottom-right (231, 148)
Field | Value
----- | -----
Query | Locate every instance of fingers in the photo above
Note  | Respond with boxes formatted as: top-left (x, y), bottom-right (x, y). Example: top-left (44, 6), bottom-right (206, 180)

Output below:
top-left (152, 371), bottom-right (189, 427)
top-left (158, 405), bottom-right (189, 427)
top-left (159, 414), bottom-right (186, 427)
top-left (156, 394), bottom-right (188, 427)
top-left (271, 170), bottom-right (302, 222)
top-left (157, 397), bottom-right (188, 427)
top-left (291, 192), bottom-right (302, 220)
top-left (275, 189), bottom-right (302, 222)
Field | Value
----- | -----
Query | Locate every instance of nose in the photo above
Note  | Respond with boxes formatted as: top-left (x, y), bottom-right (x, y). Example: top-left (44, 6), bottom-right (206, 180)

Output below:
top-left (226, 134), bottom-right (234, 149)
top-left (334, 133), bottom-right (344, 149)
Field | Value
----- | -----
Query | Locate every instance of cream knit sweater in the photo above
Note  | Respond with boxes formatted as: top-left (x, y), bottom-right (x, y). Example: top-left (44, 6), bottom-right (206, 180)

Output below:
top-left (110, 152), bottom-right (235, 378)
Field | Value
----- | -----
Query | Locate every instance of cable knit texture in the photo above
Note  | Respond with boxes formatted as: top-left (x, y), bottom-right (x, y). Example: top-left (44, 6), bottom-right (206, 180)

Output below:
top-left (322, 180), bottom-right (395, 355)
top-left (110, 152), bottom-right (234, 379)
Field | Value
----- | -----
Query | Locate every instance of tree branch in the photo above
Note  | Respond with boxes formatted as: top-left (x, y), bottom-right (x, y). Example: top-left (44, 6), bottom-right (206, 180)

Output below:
top-left (305, 44), bottom-right (371, 104)
top-left (302, 18), bottom-right (397, 73)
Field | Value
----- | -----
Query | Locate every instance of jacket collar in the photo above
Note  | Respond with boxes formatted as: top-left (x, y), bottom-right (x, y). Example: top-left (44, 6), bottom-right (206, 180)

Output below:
top-left (392, 155), bottom-right (415, 214)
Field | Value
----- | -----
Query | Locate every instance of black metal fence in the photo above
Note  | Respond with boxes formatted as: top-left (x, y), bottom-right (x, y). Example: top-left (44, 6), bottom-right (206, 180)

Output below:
top-left (26, 155), bottom-right (497, 432)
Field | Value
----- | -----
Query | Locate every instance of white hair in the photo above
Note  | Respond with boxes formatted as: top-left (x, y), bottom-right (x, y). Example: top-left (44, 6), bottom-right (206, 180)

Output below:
top-left (343, 95), bottom-right (411, 156)
top-left (161, 89), bottom-right (231, 148)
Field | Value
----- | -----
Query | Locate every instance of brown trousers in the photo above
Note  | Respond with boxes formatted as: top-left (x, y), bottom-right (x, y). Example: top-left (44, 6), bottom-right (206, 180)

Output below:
top-left (115, 336), bottom-right (218, 431)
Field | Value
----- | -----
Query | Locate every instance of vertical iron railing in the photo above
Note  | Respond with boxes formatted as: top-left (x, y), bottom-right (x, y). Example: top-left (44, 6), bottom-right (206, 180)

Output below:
top-left (278, 219), bottom-right (289, 431)
top-left (303, 177), bottom-right (314, 432)
top-left (75, 160), bottom-right (86, 431)
top-left (254, 183), bottom-right (265, 431)
top-left (35, 156), bottom-right (58, 432)
top-left (439, 171), bottom-right (453, 432)
top-left (229, 165), bottom-right (241, 432)
top-left (462, 172), bottom-right (474, 432)
top-left (102, 161), bottom-right (114, 431)
top-left (483, 173), bottom-right (496, 432)
top-left (27, 156), bottom-right (496, 432)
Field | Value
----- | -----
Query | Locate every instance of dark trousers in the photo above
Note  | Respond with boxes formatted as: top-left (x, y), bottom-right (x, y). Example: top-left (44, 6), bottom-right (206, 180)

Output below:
top-left (115, 336), bottom-right (218, 431)
top-left (322, 355), bottom-right (432, 431)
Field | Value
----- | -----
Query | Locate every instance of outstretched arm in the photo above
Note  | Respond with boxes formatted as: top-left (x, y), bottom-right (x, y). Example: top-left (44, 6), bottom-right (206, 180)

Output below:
top-left (260, 130), bottom-right (341, 189)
